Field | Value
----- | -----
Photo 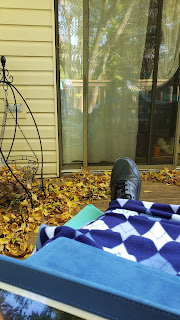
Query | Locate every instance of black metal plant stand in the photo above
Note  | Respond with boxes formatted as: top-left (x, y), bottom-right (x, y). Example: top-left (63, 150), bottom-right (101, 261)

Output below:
top-left (0, 56), bottom-right (45, 207)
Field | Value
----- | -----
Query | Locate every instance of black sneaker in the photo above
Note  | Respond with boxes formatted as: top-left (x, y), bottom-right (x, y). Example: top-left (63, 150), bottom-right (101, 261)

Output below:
top-left (110, 157), bottom-right (141, 201)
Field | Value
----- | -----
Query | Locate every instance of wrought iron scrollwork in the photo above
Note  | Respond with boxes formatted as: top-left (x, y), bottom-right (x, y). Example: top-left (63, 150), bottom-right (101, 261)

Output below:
top-left (0, 56), bottom-right (13, 88)
top-left (0, 56), bottom-right (45, 207)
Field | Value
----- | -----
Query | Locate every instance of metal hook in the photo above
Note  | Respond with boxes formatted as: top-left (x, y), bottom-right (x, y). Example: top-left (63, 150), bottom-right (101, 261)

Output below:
top-left (21, 205), bottom-right (29, 222)
top-left (1, 56), bottom-right (6, 82)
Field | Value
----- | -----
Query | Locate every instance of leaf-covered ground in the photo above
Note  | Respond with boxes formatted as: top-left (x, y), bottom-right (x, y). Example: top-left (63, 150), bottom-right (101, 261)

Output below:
top-left (0, 166), bottom-right (111, 258)
top-left (0, 165), bottom-right (180, 258)
top-left (141, 168), bottom-right (180, 186)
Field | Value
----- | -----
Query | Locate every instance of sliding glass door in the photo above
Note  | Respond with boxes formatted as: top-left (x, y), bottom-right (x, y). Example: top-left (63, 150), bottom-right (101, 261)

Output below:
top-left (136, 0), bottom-right (180, 165)
top-left (58, 1), bottom-right (84, 166)
top-left (57, 0), bottom-right (180, 169)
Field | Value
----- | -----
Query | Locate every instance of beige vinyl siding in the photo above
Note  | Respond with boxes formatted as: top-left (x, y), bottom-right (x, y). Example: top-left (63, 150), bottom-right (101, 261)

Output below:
top-left (0, 0), bottom-right (59, 177)
top-left (0, 0), bottom-right (51, 9)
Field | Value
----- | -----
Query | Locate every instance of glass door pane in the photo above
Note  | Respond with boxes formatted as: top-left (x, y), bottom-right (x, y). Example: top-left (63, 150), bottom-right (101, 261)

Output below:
top-left (150, 68), bottom-right (180, 164)
top-left (135, 0), bottom-right (159, 164)
top-left (59, 0), bottom-right (83, 166)
top-left (149, 0), bottom-right (180, 164)
top-left (88, 0), bottom-right (151, 165)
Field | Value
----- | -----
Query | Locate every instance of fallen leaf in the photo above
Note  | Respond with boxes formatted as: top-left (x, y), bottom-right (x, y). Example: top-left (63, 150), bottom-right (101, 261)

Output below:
top-left (10, 223), bottom-right (18, 230)
top-left (66, 181), bottom-right (73, 186)
top-left (34, 226), bottom-right (40, 234)
top-left (0, 244), bottom-right (4, 252)
top-left (0, 238), bottom-right (9, 245)
top-left (3, 215), bottom-right (10, 223)
top-left (32, 212), bottom-right (44, 221)
top-left (32, 193), bottom-right (38, 202)
top-left (33, 207), bottom-right (43, 213)
top-left (20, 199), bottom-right (28, 208)
top-left (26, 183), bottom-right (32, 190)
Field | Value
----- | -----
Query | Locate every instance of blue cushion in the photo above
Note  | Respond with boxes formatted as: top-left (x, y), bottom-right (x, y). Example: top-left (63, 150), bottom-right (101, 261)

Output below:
top-left (0, 237), bottom-right (180, 320)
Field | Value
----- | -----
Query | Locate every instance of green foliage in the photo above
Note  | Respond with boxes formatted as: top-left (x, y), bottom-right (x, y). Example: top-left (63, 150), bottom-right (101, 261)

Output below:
top-left (58, 0), bottom-right (151, 82)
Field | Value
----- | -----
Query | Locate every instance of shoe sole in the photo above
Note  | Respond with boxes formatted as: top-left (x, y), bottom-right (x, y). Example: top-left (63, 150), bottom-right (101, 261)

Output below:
top-left (111, 157), bottom-right (141, 200)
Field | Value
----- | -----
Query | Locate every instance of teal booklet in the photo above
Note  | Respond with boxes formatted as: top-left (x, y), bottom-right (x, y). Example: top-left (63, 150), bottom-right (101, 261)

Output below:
top-left (64, 204), bottom-right (103, 229)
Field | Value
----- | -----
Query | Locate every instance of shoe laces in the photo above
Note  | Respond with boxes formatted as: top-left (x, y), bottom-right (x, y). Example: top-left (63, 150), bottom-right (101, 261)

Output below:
top-left (115, 180), bottom-right (132, 199)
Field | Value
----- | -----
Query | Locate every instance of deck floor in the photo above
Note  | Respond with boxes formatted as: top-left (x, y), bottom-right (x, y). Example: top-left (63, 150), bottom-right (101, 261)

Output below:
top-left (28, 180), bottom-right (180, 247)
top-left (80, 180), bottom-right (180, 212)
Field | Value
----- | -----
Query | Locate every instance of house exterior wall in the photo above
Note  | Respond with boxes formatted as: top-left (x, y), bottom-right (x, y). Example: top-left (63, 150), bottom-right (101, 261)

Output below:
top-left (0, 0), bottom-right (59, 177)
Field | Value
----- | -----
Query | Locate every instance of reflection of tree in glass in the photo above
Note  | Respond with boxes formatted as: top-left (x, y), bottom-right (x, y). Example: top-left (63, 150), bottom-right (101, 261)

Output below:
top-left (140, 0), bottom-right (158, 79)
top-left (58, 1), bottom-right (83, 80)
top-left (58, 0), bottom-right (150, 109)
top-left (59, 0), bottom-right (153, 78)
top-left (0, 290), bottom-right (55, 320)
top-left (0, 290), bottom-right (84, 320)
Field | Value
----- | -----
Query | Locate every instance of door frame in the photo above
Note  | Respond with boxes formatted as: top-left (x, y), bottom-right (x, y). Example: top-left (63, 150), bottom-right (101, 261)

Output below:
top-left (55, 0), bottom-right (180, 173)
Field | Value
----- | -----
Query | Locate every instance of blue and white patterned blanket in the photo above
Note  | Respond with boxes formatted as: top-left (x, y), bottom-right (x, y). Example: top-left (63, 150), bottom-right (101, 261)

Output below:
top-left (35, 199), bottom-right (180, 276)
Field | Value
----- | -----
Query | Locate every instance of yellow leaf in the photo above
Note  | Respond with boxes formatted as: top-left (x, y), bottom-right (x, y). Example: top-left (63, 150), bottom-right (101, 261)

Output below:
top-left (26, 183), bottom-right (32, 190)
top-left (61, 212), bottom-right (71, 221)
top-left (32, 193), bottom-right (38, 202)
top-left (10, 223), bottom-right (18, 230)
top-left (57, 193), bottom-right (65, 199)
top-left (5, 244), bottom-right (20, 256)
top-left (77, 182), bottom-right (83, 187)
top-left (33, 207), bottom-right (43, 213)
top-left (20, 222), bottom-right (26, 232)
top-left (0, 244), bottom-right (4, 252)
top-left (66, 181), bottom-right (73, 187)
top-left (3, 215), bottom-right (10, 223)
top-left (20, 242), bottom-right (27, 252)
top-left (28, 244), bottom-right (34, 251)
top-left (0, 238), bottom-right (9, 245)
top-left (11, 238), bottom-right (16, 244)
top-left (25, 234), bottom-right (29, 241)
top-left (34, 226), bottom-right (40, 234)
top-left (20, 199), bottom-right (28, 208)
top-left (99, 183), bottom-right (107, 188)
top-left (32, 211), bottom-right (43, 221)
top-left (42, 209), bottom-right (49, 216)
top-left (25, 224), bottom-right (34, 232)
top-left (74, 195), bottom-right (79, 201)
top-left (48, 217), bottom-right (61, 225)
top-left (10, 213), bottom-right (16, 220)
top-left (67, 200), bottom-right (72, 207)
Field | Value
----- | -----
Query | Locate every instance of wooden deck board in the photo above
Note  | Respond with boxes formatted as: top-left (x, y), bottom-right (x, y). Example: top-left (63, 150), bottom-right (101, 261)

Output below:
top-left (27, 180), bottom-right (180, 247)
top-left (140, 180), bottom-right (180, 205)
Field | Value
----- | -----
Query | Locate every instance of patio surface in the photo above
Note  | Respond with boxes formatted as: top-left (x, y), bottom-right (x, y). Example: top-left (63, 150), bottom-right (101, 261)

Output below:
top-left (27, 180), bottom-right (180, 247)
